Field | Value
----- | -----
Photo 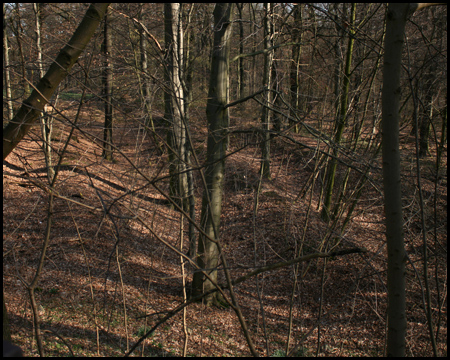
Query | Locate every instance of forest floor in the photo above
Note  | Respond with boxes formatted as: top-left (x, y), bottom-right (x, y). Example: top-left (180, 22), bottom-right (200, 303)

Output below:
top-left (3, 102), bottom-right (447, 356)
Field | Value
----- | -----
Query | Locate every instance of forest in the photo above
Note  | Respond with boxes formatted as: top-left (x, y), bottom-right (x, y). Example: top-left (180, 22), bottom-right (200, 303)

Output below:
top-left (2, 3), bottom-right (447, 357)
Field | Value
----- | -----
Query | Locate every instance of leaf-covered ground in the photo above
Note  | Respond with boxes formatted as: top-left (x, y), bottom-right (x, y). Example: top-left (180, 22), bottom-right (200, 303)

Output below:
top-left (3, 103), bottom-right (447, 356)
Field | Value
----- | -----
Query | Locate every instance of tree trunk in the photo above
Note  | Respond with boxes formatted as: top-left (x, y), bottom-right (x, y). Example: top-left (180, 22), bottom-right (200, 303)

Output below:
top-left (289, 4), bottom-right (302, 133)
top-left (382, 5), bottom-right (442, 354)
top-left (182, 4), bottom-right (197, 256)
top-left (250, 4), bottom-right (257, 94)
top-left (236, 3), bottom-right (245, 99)
top-left (271, 59), bottom-right (283, 132)
top-left (164, 3), bottom-right (188, 211)
top-left (34, 3), bottom-right (55, 182)
top-left (102, 9), bottom-right (114, 161)
top-left (3, 4), bottom-right (14, 122)
top-left (419, 61), bottom-right (437, 157)
top-left (3, 3), bottom-right (110, 161)
top-left (13, 3), bottom-right (31, 99)
top-left (260, 3), bottom-right (274, 180)
top-left (139, 26), bottom-right (153, 132)
top-left (192, 3), bottom-right (233, 306)
top-left (382, 4), bottom-right (411, 356)
top-left (321, 3), bottom-right (356, 222)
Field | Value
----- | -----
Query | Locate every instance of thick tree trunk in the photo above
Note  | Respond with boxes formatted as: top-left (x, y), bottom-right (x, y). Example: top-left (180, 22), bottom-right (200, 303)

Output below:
top-left (192, 3), bottom-right (233, 306)
top-left (383, 4), bottom-right (442, 355)
top-left (382, 4), bottom-right (411, 356)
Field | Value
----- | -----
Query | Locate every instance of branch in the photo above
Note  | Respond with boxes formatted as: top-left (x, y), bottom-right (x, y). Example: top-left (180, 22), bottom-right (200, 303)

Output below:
top-left (224, 87), bottom-right (267, 109)
top-left (230, 248), bottom-right (366, 286)
top-left (111, 8), bottom-right (163, 53)
top-left (231, 42), bottom-right (305, 62)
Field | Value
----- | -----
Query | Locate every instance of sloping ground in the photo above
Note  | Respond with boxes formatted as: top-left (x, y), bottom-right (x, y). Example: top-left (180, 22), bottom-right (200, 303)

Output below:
top-left (3, 107), bottom-right (447, 356)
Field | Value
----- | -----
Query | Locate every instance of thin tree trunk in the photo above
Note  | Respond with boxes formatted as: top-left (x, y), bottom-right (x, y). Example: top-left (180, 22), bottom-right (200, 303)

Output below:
top-left (260, 3), bottom-right (274, 180)
top-left (192, 3), bottom-right (233, 306)
top-left (271, 59), bottom-right (283, 132)
top-left (250, 4), bottom-right (257, 94)
top-left (34, 3), bottom-right (55, 182)
top-left (165, 3), bottom-right (188, 211)
top-left (182, 4), bottom-right (197, 256)
top-left (419, 63), bottom-right (437, 157)
top-left (321, 3), bottom-right (356, 222)
top-left (3, 4), bottom-right (14, 121)
top-left (102, 8), bottom-right (114, 161)
top-left (13, 3), bottom-right (31, 98)
top-left (236, 3), bottom-right (245, 99)
top-left (419, 102), bottom-right (432, 157)
top-left (289, 4), bottom-right (302, 133)
top-left (139, 27), bottom-right (154, 133)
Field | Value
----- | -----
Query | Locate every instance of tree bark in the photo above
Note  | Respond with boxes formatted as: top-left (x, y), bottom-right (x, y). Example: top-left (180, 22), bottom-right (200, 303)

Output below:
top-left (34, 3), bottom-right (55, 182)
top-left (383, 3), bottom-right (442, 356)
top-left (3, 4), bottom-right (14, 122)
top-left (260, 3), bottom-right (274, 180)
top-left (321, 3), bottom-right (356, 222)
top-left (3, 3), bottom-right (110, 161)
top-left (382, 4), bottom-right (411, 356)
top-left (289, 4), bottom-right (302, 133)
top-left (164, 3), bottom-right (188, 211)
top-left (192, 3), bottom-right (233, 306)
top-left (102, 8), bottom-right (114, 161)
top-left (236, 3), bottom-right (246, 99)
